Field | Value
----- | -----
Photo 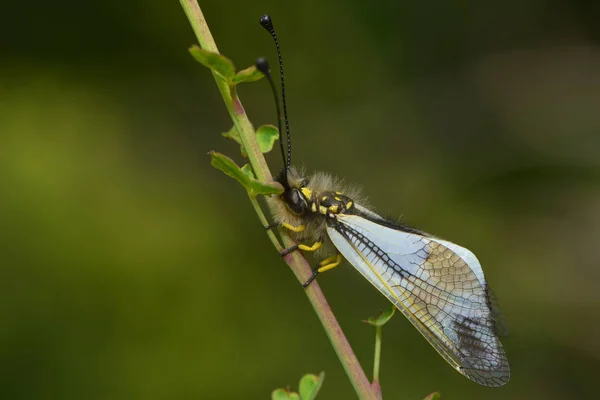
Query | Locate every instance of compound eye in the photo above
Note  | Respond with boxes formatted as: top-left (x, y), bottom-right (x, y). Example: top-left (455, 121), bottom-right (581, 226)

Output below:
top-left (284, 188), bottom-right (307, 215)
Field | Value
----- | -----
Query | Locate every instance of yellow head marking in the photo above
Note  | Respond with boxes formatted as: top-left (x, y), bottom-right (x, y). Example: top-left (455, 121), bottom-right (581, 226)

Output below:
top-left (300, 187), bottom-right (312, 199)
top-left (319, 205), bottom-right (328, 215)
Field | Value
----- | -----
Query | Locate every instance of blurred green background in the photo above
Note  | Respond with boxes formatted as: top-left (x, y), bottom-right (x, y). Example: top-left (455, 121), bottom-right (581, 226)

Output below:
top-left (2, 0), bottom-right (600, 399)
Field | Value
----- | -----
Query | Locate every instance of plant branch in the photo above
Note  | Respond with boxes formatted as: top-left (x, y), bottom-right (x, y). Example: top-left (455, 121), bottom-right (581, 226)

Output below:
top-left (280, 234), bottom-right (376, 399)
top-left (180, 2), bottom-right (378, 398)
top-left (372, 326), bottom-right (383, 399)
top-left (249, 196), bottom-right (283, 252)
top-left (180, 0), bottom-right (269, 180)
top-left (373, 326), bottom-right (382, 383)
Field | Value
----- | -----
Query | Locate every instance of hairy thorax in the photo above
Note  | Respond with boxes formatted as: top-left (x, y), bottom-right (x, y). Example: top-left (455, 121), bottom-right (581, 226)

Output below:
top-left (266, 168), bottom-right (368, 256)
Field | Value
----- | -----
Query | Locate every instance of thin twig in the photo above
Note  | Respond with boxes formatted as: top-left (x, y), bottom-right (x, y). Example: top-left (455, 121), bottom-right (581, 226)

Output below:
top-left (372, 326), bottom-right (383, 399)
top-left (179, 2), bottom-right (378, 398)
top-left (249, 196), bottom-right (283, 252)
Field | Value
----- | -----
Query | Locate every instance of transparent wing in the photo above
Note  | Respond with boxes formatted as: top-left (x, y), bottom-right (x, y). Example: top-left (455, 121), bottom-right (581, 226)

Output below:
top-left (327, 214), bottom-right (510, 387)
top-left (487, 286), bottom-right (510, 337)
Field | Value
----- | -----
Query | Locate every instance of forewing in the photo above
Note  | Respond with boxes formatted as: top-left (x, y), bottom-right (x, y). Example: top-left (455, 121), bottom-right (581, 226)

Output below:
top-left (327, 214), bottom-right (510, 387)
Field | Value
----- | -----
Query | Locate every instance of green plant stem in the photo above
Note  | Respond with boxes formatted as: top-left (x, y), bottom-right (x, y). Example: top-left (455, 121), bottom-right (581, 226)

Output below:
top-left (179, 2), bottom-right (378, 399)
top-left (281, 235), bottom-right (376, 399)
top-left (249, 196), bottom-right (283, 252)
top-left (180, 0), bottom-right (269, 181)
top-left (372, 327), bottom-right (383, 399)
top-left (373, 326), bottom-right (382, 383)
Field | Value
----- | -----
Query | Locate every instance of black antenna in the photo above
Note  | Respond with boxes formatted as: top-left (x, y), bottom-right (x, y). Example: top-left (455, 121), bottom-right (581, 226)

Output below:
top-left (259, 14), bottom-right (292, 174)
top-left (255, 58), bottom-right (288, 183)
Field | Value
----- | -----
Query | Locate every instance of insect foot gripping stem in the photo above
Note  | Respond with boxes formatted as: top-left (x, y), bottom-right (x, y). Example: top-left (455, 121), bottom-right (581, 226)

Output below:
top-left (301, 254), bottom-right (343, 288)
top-left (302, 269), bottom-right (319, 288)
top-left (280, 245), bottom-right (299, 257)
top-left (280, 241), bottom-right (322, 257)
top-left (264, 222), bottom-right (281, 230)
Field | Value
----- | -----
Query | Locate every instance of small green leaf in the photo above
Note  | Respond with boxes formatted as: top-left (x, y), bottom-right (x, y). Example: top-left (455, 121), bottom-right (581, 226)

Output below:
top-left (256, 125), bottom-right (279, 154)
top-left (365, 306), bottom-right (396, 327)
top-left (232, 65), bottom-right (264, 84)
top-left (247, 177), bottom-right (282, 197)
top-left (272, 388), bottom-right (300, 400)
top-left (222, 125), bottom-right (279, 157)
top-left (299, 372), bottom-right (325, 400)
top-left (189, 45), bottom-right (235, 80)
top-left (423, 392), bottom-right (441, 400)
top-left (241, 164), bottom-right (255, 180)
top-left (210, 151), bottom-right (251, 187)
top-left (221, 126), bottom-right (246, 155)
top-left (221, 126), bottom-right (241, 145)
top-left (221, 126), bottom-right (248, 157)
top-left (209, 152), bottom-right (282, 197)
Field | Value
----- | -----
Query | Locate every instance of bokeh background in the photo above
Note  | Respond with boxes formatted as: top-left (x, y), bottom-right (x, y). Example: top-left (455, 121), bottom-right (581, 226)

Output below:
top-left (2, 1), bottom-right (600, 399)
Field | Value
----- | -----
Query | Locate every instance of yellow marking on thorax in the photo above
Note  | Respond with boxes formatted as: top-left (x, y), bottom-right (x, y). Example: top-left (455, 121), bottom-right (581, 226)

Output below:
top-left (318, 205), bottom-right (328, 215)
top-left (311, 203), bottom-right (317, 213)
top-left (329, 205), bottom-right (339, 213)
top-left (334, 196), bottom-right (341, 201)
top-left (346, 201), bottom-right (353, 209)
top-left (321, 196), bottom-right (328, 202)
top-left (301, 187), bottom-right (312, 199)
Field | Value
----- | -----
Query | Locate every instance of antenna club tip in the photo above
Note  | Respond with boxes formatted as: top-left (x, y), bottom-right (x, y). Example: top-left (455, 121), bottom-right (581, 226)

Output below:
top-left (259, 14), bottom-right (274, 31)
top-left (255, 58), bottom-right (270, 76)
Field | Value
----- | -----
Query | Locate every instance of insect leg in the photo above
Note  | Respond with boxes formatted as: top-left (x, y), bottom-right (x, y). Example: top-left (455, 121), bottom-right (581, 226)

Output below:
top-left (264, 222), bottom-right (301, 255)
top-left (281, 241), bottom-right (322, 257)
top-left (265, 222), bottom-right (306, 233)
top-left (281, 222), bottom-right (306, 233)
top-left (318, 254), bottom-right (342, 272)
top-left (275, 222), bottom-right (308, 256)
top-left (280, 245), bottom-right (298, 257)
top-left (264, 222), bottom-right (281, 230)
top-left (298, 241), bottom-right (322, 251)
top-left (301, 254), bottom-right (342, 288)
top-left (318, 254), bottom-right (339, 266)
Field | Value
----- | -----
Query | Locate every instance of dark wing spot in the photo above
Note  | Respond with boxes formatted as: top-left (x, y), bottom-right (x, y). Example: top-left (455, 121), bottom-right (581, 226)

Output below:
top-left (453, 315), bottom-right (489, 359)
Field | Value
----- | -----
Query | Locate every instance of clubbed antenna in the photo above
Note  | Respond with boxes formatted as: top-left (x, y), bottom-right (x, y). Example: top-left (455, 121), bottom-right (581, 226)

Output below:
top-left (259, 14), bottom-right (292, 174)
top-left (255, 58), bottom-right (288, 184)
